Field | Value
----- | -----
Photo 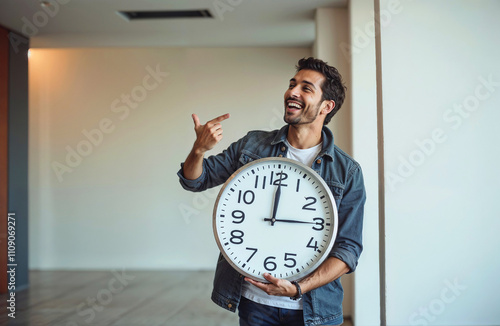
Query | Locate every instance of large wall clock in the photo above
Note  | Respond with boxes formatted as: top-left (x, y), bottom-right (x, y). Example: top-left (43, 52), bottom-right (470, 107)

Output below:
top-left (213, 157), bottom-right (338, 282)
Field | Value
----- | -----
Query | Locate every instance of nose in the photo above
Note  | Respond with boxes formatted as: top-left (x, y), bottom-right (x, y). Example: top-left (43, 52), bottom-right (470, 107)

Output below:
top-left (288, 85), bottom-right (301, 98)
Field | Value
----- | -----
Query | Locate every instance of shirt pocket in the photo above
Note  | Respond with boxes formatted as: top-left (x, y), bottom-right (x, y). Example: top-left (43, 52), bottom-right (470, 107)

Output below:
top-left (326, 181), bottom-right (344, 209)
top-left (238, 150), bottom-right (262, 167)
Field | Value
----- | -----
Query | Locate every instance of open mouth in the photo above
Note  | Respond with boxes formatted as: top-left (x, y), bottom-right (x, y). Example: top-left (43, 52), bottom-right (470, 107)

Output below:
top-left (286, 100), bottom-right (303, 111)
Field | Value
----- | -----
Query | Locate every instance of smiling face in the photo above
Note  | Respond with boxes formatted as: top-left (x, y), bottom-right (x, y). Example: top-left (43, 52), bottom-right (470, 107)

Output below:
top-left (284, 69), bottom-right (329, 127)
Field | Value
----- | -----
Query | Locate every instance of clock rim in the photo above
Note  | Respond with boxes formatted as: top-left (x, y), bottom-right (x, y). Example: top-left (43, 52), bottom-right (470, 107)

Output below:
top-left (212, 156), bottom-right (339, 283)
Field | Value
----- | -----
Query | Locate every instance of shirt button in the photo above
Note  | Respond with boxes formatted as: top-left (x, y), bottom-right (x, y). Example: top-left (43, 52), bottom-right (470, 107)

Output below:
top-left (228, 303), bottom-right (233, 309)
top-left (281, 146), bottom-right (286, 151)
top-left (316, 159), bottom-right (322, 164)
top-left (278, 154), bottom-right (283, 157)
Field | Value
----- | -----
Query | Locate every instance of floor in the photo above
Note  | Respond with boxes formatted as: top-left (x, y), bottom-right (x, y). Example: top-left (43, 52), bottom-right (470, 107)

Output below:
top-left (0, 270), bottom-right (353, 326)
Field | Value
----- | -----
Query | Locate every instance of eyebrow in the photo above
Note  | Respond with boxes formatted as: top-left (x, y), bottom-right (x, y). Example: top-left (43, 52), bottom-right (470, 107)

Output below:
top-left (289, 78), bottom-right (317, 90)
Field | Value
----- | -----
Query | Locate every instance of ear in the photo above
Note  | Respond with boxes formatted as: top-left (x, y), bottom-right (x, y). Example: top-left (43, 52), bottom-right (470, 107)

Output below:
top-left (321, 100), bottom-right (335, 115)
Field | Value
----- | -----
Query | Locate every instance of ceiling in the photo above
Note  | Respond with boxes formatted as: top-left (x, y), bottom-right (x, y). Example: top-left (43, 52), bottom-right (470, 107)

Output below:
top-left (0, 0), bottom-right (347, 48)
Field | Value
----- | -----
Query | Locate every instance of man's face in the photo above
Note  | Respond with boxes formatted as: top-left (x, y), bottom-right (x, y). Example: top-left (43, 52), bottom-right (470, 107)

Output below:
top-left (283, 69), bottom-right (325, 126)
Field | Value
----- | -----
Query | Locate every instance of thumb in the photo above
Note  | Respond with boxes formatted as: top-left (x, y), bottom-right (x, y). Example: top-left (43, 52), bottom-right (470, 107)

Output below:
top-left (192, 114), bottom-right (201, 128)
top-left (263, 273), bottom-right (279, 285)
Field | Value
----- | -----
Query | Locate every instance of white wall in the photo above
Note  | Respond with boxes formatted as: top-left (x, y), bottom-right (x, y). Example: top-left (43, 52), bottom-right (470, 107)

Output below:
top-left (28, 47), bottom-right (311, 270)
top-left (379, 0), bottom-right (500, 325)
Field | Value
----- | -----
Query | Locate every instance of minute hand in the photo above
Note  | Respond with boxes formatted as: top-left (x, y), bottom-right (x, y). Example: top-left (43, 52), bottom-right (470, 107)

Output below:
top-left (269, 171), bottom-right (283, 226)
top-left (263, 218), bottom-right (315, 224)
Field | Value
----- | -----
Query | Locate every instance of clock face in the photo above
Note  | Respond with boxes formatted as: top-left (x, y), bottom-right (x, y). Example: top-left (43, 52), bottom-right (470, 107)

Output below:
top-left (213, 157), bottom-right (338, 282)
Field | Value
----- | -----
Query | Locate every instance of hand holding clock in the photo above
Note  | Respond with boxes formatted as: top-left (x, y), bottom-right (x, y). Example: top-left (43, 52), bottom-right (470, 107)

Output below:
top-left (244, 258), bottom-right (350, 298)
top-left (244, 273), bottom-right (298, 297)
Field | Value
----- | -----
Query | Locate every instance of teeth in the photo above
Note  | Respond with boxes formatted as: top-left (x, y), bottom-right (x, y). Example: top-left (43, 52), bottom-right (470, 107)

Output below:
top-left (288, 102), bottom-right (301, 109)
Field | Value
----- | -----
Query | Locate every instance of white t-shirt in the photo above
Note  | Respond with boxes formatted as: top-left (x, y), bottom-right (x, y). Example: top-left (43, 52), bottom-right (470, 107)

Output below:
top-left (240, 139), bottom-right (322, 310)
top-left (285, 139), bottom-right (322, 167)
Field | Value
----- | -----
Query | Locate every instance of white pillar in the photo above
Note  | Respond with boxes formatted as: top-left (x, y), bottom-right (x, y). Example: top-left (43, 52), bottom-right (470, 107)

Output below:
top-left (314, 6), bottom-right (355, 317)
top-left (349, 0), bottom-right (382, 325)
top-left (315, 4), bottom-right (381, 323)
top-left (314, 7), bottom-right (352, 156)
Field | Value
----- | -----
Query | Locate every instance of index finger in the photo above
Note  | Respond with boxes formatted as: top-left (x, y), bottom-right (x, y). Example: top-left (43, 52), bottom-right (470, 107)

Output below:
top-left (209, 113), bottom-right (230, 125)
top-left (244, 277), bottom-right (269, 291)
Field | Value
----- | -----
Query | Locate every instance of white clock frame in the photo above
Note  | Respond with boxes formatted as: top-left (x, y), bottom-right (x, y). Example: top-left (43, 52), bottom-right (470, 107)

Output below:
top-left (213, 157), bottom-right (338, 282)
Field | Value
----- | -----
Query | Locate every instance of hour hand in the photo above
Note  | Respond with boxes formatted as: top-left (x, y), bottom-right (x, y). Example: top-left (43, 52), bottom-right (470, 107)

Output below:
top-left (264, 218), bottom-right (315, 224)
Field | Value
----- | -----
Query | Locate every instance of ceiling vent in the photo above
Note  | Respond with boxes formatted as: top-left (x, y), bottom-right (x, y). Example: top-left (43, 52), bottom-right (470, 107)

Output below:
top-left (118, 9), bottom-right (213, 21)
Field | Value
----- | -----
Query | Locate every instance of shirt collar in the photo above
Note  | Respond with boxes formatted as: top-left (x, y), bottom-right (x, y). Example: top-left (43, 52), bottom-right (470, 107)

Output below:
top-left (271, 125), bottom-right (335, 161)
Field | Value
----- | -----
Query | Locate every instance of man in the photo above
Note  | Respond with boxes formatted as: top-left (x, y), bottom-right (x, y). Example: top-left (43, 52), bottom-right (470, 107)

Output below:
top-left (178, 57), bottom-right (365, 326)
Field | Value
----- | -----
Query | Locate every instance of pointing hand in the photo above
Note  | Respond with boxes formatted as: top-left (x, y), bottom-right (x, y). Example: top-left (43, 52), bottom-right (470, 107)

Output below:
top-left (192, 113), bottom-right (230, 154)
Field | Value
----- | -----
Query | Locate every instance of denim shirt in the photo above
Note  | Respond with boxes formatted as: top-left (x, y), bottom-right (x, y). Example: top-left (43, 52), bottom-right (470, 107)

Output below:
top-left (177, 125), bottom-right (366, 326)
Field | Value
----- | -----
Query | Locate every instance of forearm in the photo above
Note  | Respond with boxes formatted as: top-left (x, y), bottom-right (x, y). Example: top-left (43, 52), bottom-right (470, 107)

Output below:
top-left (299, 257), bottom-right (349, 294)
top-left (182, 147), bottom-right (205, 180)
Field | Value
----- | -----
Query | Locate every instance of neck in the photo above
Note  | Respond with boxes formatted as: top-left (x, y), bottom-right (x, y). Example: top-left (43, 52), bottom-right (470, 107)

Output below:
top-left (286, 123), bottom-right (323, 149)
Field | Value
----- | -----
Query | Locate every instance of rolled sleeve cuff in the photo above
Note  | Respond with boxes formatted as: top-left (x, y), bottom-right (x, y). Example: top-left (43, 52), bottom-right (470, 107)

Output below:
top-left (177, 163), bottom-right (206, 192)
top-left (329, 247), bottom-right (358, 274)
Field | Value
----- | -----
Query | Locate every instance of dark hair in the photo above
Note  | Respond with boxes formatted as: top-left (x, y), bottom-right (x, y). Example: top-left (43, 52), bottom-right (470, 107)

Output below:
top-left (295, 57), bottom-right (346, 125)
